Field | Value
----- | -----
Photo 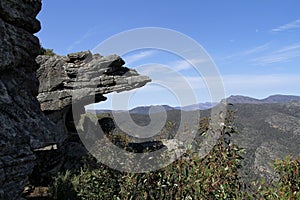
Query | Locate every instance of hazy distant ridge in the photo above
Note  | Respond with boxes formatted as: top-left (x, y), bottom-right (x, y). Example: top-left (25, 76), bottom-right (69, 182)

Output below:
top-left (86, 94), bottom-right (300, 114)
top-left (223, 94), bottom-right (300, 104)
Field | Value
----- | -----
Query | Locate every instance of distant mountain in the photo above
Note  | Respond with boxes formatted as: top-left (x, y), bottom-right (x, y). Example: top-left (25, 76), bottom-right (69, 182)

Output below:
top-left (175, 102), bottom-right (218, 111)
top-left (85, 109), bottom-right (112, 114)
top-left (86, 103), bottom-right (217, 115)
top-left (224, 94), bottom-right (300, 104)
top-left (261, 94), bottom-right (300, 103)
top-left (86, 105), bottom-right (176, 115)
top-left (86, 95), bottom-right (300, 115)
top-left (223, 95), bottom-right (262, 104)
top-left (130, 103), bottom-right (218, 114)
top-left (129, 105), bottom-right (175, 114)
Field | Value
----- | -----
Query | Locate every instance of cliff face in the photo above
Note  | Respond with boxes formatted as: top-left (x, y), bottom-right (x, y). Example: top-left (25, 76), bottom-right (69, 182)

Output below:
top-left (0, 0), bottom-right (57, 199)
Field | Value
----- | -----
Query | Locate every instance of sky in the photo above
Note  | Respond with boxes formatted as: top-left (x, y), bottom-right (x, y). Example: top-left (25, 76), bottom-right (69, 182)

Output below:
top-left (36, 0), bottom-right (300, 109)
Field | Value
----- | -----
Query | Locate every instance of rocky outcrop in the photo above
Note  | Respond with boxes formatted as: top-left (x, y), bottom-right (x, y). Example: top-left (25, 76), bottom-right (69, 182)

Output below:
top-left (0, 0), bottom-right (57, 199)
top-left (36, 50), bottom-right (150, 109)
top-left (36, 51), bottom-right (150, 142)
top-left (29, 51), bottom-right (151, 186)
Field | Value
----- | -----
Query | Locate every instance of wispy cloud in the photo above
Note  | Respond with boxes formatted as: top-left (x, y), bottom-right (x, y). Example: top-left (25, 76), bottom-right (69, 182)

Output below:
top-left (276, 43), bottom-right (300, 53)
top-left (123, 50), bottom-right (157, 65)
top-left (223, 42), bottom-right (272, 61)
top-left (168, 58), bottom-right (208, 71)
top-left (223, 41), bottom-right (300, 66)
top-left (271, 18), bottom-right (300, 32)
top-left (67, 26), bottom-right (97, 51)
top-left (243, 42), bottom-right (272, 55)
top-left (251, 43), bottom-right (300, 65)
top-left (131, 56), bottom-right (208, 72)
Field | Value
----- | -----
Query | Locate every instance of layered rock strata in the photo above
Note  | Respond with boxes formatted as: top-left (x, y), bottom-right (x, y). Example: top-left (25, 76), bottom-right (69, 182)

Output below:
top-left (31, 51), bottom-right (151, 186)
top-left (0, 0), bottom-right (57, 199)
top-left (0, 0), bottom-right (151, 198)
top-left (36, 50), bottom-right (151, 142)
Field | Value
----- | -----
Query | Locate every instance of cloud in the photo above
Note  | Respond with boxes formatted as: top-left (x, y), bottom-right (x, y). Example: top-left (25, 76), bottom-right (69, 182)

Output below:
top-left (223, 41), bottom-right (300, 66)
top-left (251, 43), bottom-right (300, 65)
top-left (271, 18), bottom-right (300, 32)
top-left (134, 57), bottom-right (209, 75)
top-left (123, 50), bottom-right (157, 65)
top-left (243, 42), bottom-right (272, 55)
top-left (276, 43), bottom-right (300, 53)
top-left (223, 42), bottom-right (272, 61)
top-left (168, 58), bottom-right (208, 71)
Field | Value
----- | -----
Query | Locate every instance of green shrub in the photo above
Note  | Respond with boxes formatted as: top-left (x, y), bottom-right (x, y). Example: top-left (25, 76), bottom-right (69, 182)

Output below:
top-left (48, 170), bottom-right (78, 200)
top-left (41, 48), bottom-right (56, 56)
top-left (49, 109), bottom-right (248, 199)
top-left (254, 155), bottom-right (300, 199)
top-left (48, 109), bottom-right (299, 199)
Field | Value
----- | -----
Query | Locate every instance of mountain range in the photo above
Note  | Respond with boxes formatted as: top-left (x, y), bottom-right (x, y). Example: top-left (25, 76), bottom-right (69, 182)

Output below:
top-left (223, 94), bottom-right (300, 104)
top-left (86, 94), bottom-right (300, 114)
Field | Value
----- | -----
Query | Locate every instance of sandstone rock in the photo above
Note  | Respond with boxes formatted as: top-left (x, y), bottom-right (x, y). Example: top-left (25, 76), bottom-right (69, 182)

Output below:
top-left (0, 0), bottom-right (151, 198)
top-left (36, 51), bottom-right (150, 112)
top-left (0, 0), bottom-right (57, 199)
top-left (0, 0), bottom-right (41, 33)
top-left (31, 52), bottom-right (150, 187)
top-left (35, 50), bottom-right (151, 146)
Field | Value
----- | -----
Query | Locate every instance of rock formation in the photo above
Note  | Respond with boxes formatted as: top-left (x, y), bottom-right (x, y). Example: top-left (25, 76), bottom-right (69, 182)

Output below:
top-left (0, 0), bottom-right (57, 199)
top-left (31, 51), bottom-right (151, 184)
top-left (0, 0), bottom-right (151, 199)
top-left (36, 50), bottom-right (150, 142)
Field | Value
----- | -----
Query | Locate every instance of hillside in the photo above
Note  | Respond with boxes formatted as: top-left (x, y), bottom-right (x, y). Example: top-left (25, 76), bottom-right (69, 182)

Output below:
top-left (96, 97), bottom-right (300, 183)
top-left (224, 94), bottom-right (300, 104)
top-left (232, 101), bottom-right (300, 181)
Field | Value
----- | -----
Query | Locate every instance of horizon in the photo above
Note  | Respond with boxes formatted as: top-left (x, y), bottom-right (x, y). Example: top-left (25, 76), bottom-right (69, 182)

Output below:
top-left (36, 1), bottom-right (300, 110)
top-left (85, 93), bottom-right (300, 111)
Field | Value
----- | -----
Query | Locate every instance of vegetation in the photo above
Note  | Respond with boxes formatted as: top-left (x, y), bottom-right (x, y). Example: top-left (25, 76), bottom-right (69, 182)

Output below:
top-left (41, 48), bottom-right (56, 56)
top-left (48, 109), bottom-right (300, 199)
top-left (253, 155), bottom-right (300, 199)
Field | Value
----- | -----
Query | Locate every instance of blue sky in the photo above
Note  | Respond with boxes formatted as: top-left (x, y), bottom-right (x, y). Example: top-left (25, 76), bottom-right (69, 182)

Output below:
top-left (36, 0), bottom-right (300, 109)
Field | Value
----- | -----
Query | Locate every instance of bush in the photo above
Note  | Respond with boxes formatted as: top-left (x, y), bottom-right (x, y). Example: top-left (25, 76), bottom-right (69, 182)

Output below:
top-left (254, 155), bottom-right (300, 199)
top-left (41, 48), bottom-right (56, 56)
top-left (49, 141), bottom-right (245, 199)
top-left (49, 109), bottom-right (249, 199)
top-left (48, 109), bottom-right (299, 199)
top-left (48, 170), bottom-right (78, 200)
